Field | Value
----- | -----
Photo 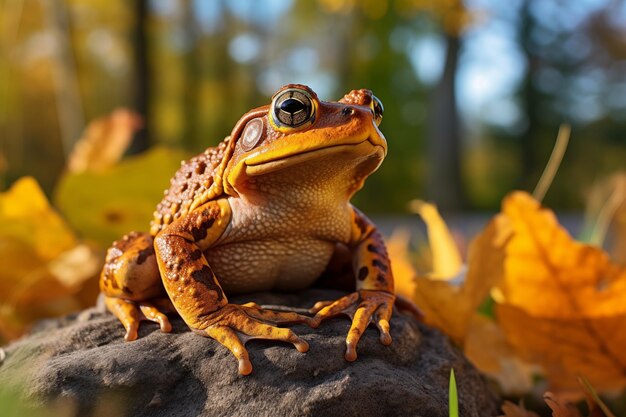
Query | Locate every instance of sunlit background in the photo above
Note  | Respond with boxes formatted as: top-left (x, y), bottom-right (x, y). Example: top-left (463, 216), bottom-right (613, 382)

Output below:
top-left (4, 4), bottom-right (626, 407)
top-left (2, 0), bottom-right (626, 213)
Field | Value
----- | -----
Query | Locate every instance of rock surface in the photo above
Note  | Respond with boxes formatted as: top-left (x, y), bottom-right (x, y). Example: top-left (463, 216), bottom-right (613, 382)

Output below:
top-left (0, 289), bottom-right (499, 417)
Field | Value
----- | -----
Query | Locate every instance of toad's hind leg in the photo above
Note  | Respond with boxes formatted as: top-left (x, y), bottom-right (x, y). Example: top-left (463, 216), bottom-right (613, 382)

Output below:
top-left (104, 296), bottom-right (174, 341)
top-left (100, 231), bottom-right (173, 341)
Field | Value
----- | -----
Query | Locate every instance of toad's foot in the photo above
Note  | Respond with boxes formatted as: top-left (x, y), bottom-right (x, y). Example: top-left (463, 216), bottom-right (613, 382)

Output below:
top-left (197, 304), bottom-right (314, 375)
top-left (309, 290), bottom-right (395, 362)
top-left (104, 296), bottom-right (174, 341)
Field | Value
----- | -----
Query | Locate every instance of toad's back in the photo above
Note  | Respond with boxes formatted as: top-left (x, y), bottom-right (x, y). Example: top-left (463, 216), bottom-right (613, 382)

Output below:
top-left (150, 139), bottom-right (229, 235)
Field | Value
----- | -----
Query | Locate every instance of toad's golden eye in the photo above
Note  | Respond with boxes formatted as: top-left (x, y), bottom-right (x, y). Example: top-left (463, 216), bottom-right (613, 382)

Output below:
top-left (270, 88), bottom-right (316, 131)
top-left (371, 95), bottom-right (384, 126)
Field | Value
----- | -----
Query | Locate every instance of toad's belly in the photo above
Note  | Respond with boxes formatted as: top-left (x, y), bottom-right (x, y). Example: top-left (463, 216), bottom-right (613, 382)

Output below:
top-left (205, 238), bottom-right (336, 294)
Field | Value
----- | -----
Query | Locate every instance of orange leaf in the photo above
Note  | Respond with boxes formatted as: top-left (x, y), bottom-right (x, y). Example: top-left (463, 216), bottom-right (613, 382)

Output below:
top-left (494, 191), bottom-right (626, 391)
top-left (387, 229), bottom-right (417, 300)
top-left (465, 315), bottom-right (536, 395)
top-left (409, 200), bottom-right (463, 279)
top-left (544, 392), bottom-right (583, 417)
top-left (67, 108), bottom-right (142, 174)
top-left (499, 400), bottom-right (540, 417)
top-left (388, 200), bottom-right (534, 393)
top-left (412, 211), bottom-right (510, 343)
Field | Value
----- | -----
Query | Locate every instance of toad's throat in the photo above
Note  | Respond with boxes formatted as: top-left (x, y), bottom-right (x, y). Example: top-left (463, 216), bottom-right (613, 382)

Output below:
top-left (245, 139), bottom-right (384, 177)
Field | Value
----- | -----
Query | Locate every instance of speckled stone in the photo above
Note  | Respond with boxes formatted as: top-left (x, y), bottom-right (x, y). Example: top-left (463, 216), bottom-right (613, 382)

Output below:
top-left (0, 289), bottom-right (499, 417)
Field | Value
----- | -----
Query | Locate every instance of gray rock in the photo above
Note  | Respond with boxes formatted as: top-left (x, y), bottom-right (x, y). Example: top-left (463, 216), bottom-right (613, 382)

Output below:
top-left (0, 289), bottom-right (499, 417)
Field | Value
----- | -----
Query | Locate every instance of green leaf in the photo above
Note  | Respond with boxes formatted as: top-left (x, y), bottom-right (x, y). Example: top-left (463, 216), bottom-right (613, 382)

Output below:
top-left (55, 146), bottom-right (189, 247)
top-left (449, 368), bottom-right (458, 417)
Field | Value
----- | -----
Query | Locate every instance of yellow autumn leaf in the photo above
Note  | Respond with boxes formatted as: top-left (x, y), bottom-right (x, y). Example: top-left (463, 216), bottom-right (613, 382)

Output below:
top-left (55, 146), bottom-right (189, 246)
top-left (494, 191), bottom-right (626, 392)
top-left (387, 229), bottom-right (418, 300)
top-left (389, 200), bottom-right (534, 393)
top-left (0, 177), bottom-right (76, 259)
top-left (67, 108), bottom-right (143, 174)
top-left (409, 199), bottom-right (463, 279)
top-left (408, 201), bottom-right (510, 343)
top-left (464, 315), bottom-right (536, 395)
top-left (0, 177), bottom-right (101, 341)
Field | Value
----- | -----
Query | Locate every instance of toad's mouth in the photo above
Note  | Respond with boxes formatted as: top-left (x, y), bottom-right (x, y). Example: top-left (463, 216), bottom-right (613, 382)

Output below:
top-left (244, 138), bottom-right (384, 177)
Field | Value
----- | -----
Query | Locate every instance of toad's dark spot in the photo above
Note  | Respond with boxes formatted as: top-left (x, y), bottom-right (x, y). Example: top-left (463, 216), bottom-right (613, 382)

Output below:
top-left (190, 266), bottom-right (224, 302)
top-left (354, 215), bottom-right (368, 235)
top-left (190, 250), bottom-right (202, 261)
top-left (191, 217), bottom-right (215, 242)
top-left (136, 246), bottom-right (154, 265)
top-left (372, 259), bottom-right (388, 273)
top-left (377, 274), bottom-right (387, 285)
top-left (357, 266), bottom-right (369, 281)
top-left (195, 161), bottom-right (207, 174)
top-left (107, 274), bottom-right (120, 289)
top-left (366, 244), bottom-right (382, 255)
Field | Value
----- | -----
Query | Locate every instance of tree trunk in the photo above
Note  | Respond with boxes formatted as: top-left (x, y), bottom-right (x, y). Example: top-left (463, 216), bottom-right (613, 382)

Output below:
top-left (129, 0), bottom-right (150, 153)
top-left (426, 33), bottom-right (465, 211)
top-left (519, 0), bottom-right (542, 187)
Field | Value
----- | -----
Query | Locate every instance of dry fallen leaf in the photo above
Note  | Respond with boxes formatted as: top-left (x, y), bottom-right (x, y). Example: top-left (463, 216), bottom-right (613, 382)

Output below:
top-left (409, 201), bottom-right (510, 343)
top-left (387, 229), bottom-right (418, 300)
top-left (389, 201), bottom-right (534, 393)
top-left (544, 392), bottom-right (584, 417)
top-left (464, 314), bottom-right (536, 395)
top-left (494, 191), bottom-right (626, 392)
top-left (499, 400), bottom-right (541, 417)
top-left (0, 177), bottom-right (101, 341)
top-left (409, 199), bottom-right (463, 279)
top-left (67, 108), bottom-right (143, 174)
top-left (503, 384), bottom-right (616, 417)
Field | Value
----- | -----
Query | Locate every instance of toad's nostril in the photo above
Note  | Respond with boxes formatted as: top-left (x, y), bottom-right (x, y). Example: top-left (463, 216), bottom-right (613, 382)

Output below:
top-left (341, 107), bottom-right (354, 116)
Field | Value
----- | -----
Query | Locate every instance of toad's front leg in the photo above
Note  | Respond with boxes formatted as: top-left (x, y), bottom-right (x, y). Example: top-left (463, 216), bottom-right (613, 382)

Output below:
top-left (311, 206), bottom-right (396, 361)
top-left (154, 199), bottom-right (311, 375)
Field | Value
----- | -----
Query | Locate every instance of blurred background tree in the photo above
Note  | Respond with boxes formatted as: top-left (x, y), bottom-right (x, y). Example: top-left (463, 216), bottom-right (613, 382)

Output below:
top-left (1, 0), bottom-right (625, 213)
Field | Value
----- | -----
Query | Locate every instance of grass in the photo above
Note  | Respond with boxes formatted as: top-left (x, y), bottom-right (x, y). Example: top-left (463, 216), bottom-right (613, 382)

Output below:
top-left (449, 368), bottom-right (458, 417)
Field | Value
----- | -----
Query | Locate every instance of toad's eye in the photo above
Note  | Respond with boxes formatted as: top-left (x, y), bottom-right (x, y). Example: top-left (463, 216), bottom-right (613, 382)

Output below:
top-left (371, 95), bottom-right (384, 126)
top-left (270, 88), bottom-right (316, 131)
